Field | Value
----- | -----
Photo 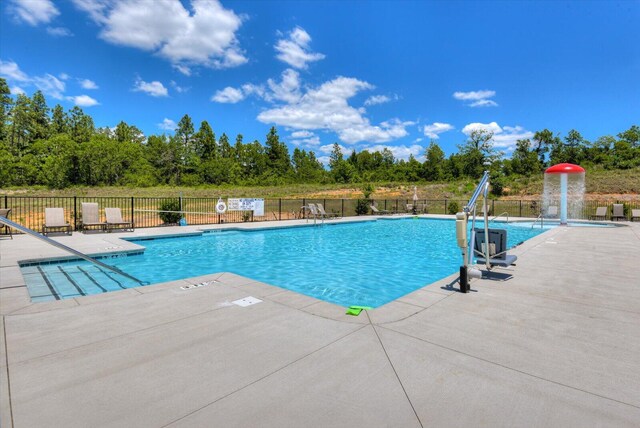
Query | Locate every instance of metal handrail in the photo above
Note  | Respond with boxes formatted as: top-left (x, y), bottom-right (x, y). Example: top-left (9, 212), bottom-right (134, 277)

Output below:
top-left (489, 211), bottom-right (510, 224)
top-left (0, 215), bottom-right (146, 285)
top-left (531, 213), bottom-right (544, 229)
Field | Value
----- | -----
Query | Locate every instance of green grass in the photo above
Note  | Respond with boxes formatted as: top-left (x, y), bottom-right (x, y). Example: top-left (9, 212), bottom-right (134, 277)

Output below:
top-left (2, 168), bottom-right (639, 200)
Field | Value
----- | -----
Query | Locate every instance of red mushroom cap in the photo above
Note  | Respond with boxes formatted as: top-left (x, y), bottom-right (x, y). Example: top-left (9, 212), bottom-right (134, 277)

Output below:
top-left (545, 163), bottom-right (585, 174)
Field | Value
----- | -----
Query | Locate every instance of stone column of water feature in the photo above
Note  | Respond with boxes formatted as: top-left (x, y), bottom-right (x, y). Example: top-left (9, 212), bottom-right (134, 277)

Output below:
top-left (543, 163), bottom-right (586, 225)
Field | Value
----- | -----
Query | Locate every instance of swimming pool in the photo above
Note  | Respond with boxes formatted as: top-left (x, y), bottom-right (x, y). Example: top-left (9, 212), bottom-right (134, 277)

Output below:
top-left (21, 218), bottom-right (548, 307)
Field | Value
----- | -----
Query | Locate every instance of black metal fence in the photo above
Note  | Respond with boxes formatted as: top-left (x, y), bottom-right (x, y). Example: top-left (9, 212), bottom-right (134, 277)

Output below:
top-left (1, 195), bottom-right (638, 234)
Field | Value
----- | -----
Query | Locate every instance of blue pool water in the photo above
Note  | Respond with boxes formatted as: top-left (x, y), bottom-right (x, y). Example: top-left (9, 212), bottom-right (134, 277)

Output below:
top-left (21, 218), bottom-right (548, 307)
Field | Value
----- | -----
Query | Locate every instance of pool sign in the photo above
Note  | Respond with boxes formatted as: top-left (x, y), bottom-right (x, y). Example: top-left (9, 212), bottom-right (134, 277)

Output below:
top-left (227, 198), bottom-right (264, 216)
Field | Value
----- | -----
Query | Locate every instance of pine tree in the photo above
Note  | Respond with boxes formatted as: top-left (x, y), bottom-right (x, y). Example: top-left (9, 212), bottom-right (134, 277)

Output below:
top-left (51, 104), bottom-right (68, 135)
top-left (0, 78), bottom-right (13, 142)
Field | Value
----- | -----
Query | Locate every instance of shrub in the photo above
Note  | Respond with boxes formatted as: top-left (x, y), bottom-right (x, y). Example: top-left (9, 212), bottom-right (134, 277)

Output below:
top-left (355, 199), bottom-right (370, 215)
top-left (158, 199), bottom-right (183, 224)
top-left (361, 183), bottom-right (375, 199)
top-left (447, 201), bottom-right (460, 215)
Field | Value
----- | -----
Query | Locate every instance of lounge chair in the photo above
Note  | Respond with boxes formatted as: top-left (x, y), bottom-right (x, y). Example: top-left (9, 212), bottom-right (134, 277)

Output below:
top-left (316, 203), bottom-right (339, 219)
top-left (546, 206), bottom-right (558, 218)
top-left (0, 208), bottom-right (12, 239)
top-left (632, 209), bottom-right (640, 222)
top-left (405, 203), bottom-right (414, 213)
top-left (473, 228), bottom-right (517, 268)
top-left (105, 208), bottom-right (134, 232)
top-left (611, 204), bottom-right (625, 221)
top-left (590, 206), bottom-right (607, 220)
top-left (80, 203), bottom-right (106, 232)
top-left (369, 204), bottom-right (392, 215)
top-left (42, 208), bottom-right (72, 236)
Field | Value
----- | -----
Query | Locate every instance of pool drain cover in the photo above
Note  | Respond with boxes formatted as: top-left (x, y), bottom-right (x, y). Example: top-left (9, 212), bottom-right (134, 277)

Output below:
top-left (232, 296), bottom-right (262, 307)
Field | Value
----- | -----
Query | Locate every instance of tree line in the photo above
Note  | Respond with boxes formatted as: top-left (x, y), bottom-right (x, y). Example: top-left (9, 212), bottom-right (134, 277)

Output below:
top-left (1, 79), bottom-right (638, 190)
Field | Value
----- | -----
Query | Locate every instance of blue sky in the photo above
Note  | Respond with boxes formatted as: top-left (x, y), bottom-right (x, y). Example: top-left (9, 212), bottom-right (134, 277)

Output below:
top-left (1, 0), bottom-right (638, 164)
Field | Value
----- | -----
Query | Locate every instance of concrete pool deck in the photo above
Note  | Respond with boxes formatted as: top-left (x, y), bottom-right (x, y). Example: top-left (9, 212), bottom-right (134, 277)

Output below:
top-left (1, 216), bottom-right (639, 427)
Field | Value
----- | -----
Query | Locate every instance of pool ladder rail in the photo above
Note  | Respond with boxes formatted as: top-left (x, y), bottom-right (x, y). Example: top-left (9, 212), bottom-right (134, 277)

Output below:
top-left (0, 214), bottom-right (147, 286)
top-left (531, 213), bottom-right (545, 229)
top-left (489, 212), bottom-right (510, 224)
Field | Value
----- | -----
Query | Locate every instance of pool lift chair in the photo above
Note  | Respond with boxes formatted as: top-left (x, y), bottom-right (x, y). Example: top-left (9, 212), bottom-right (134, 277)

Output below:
top-left (455, 171), bottom-right (518, 293)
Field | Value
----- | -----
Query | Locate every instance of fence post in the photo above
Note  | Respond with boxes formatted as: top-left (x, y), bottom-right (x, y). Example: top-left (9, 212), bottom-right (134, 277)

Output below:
top-left (278, 198), bottom-right (282, 221)
top-left (519, 200), bottom-right (522, 217)
top-left (73, 196), bottom-right (77, 231)
top-left (302, 198), bottom-right (306, 219)
top-left (4, 195), bottom-right (7, 208)
top-left (131, 197), bottom-right (134, 226)
top-left (341, 199), bottom-right (344, 217)
top-left (444, 199), bottom-right (448, 214)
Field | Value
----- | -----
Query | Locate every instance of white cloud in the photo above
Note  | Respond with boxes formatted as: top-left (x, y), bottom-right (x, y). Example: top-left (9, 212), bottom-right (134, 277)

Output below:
top-left (364, 95), bottom-right (390, 106)
top-left (274, 27), bottom-right (325, 69)
top-left (211, 86), bottom-right (245, 103)
top-left (423, 122), bottom-right (454, 139)
top-left (72, 0), bottom-right (247, 70)
top-left (266, 69), bottom-right (301, 103)
top-left (469, 99), bottom-right (498, 107)
top-left (453, 89), bottom-right (498, 107)
top-left (461, 121), bottom-right (502, 135)
top-left (173, 64), bottom-right (192, 76)
top-left (67, 94), bottom-right (99, 107)
top-left (290, 131), bottom-right (320, 147)
top-left (241, 83), bottom-right (265, 98)
top-left (133, 78), bottom-right (168, 97)
top-left (79, 79), bottom-right (98, 90)
top-left (9, 0), bottom-right (59, 26)
top-left (32, 74), bottom-right (65, 99)
top-left (58, 73), bottom-right (70, 80)
top-left (462, 122), bottom-right (533, 150)
top-left (170, 80), bottom-right (189, 93)
top-left (1, 60), bottom-right (66, 99)
top-left (46, 26), bottom-right (73, 37)
top-left (258, 76), bottom-right (412, 144)
top-left (158, 118), bottom-right (177, 131)
top-left (10, 86), bottom-right (26, 95)
top-left (291, 130), bottom-right (314, 138)
top-left (0, 60), bottom-right (29, 81)
top-left (453, 90), bottom-right (495, 101)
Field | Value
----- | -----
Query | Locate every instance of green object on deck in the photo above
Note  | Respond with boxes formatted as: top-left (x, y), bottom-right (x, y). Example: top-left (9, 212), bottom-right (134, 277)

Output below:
top-left (346, 305), bottom-right (373, 316)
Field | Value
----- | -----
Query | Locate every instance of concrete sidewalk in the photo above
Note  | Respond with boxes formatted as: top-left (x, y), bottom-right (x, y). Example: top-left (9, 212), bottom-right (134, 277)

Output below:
top-left (1, 219), bottom-right (639, 427)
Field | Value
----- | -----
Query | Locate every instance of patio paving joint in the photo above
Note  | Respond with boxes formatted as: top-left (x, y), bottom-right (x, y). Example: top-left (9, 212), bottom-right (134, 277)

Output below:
top-left (377, 324), bottom-right (640, 411)
top-left (366, 312), bottom-right (423, 428)
top-left (161, 323), bottom-right (369, 427)
top-left (2, 315), bottom-right (15, 428)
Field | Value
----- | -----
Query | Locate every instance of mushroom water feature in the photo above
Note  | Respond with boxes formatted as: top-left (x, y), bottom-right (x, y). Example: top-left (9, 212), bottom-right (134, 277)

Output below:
top-left (543, 163), bottom-right (586, 225)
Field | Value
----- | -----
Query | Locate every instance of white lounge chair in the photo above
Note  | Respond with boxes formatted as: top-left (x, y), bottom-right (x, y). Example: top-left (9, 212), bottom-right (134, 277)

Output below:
top-left (105, 208), bottom-right (134, 232)
top-left (80, 203), bottom-right (106, 232)
top-left (369, 204), bottom-right (392, 215)
top-left (546, 206), bottom-right (558, 218)
top-left (43, 208), bottom-right (72, 236)
top-left (473, 228), bottom-right (517, 268)
top-left (631, 209), bottom-right (640, 222)
top-left (315, 203), bottom-right (339, 219)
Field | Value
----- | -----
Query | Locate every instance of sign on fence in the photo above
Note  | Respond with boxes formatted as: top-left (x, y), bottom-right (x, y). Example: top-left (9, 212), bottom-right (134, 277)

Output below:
top-left (227, 198), bottom-right (265, 216)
